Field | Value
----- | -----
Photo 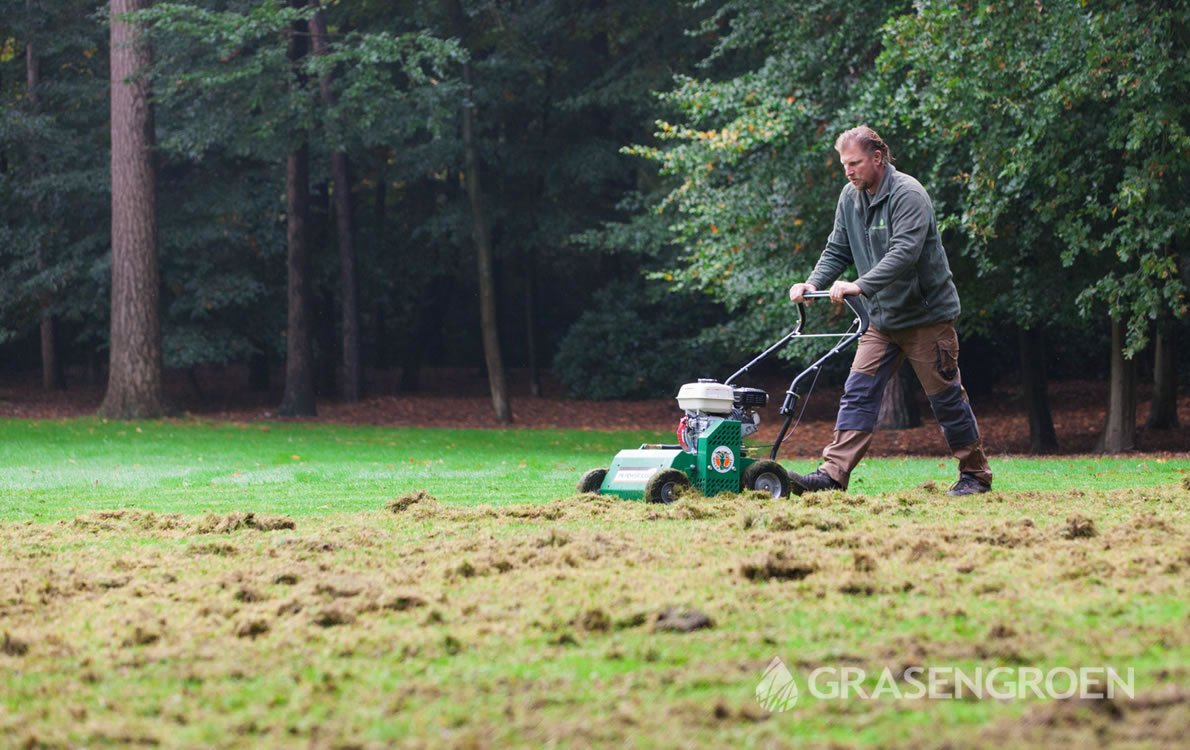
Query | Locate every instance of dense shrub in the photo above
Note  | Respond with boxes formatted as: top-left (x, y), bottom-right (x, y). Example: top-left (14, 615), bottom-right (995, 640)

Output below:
top-left (553, 280), bottom-right (732, 400)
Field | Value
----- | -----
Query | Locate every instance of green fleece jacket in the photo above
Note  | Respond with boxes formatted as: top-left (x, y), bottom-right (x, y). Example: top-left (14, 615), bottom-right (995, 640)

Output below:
top-left (805, 164), bottom-right (961, 331)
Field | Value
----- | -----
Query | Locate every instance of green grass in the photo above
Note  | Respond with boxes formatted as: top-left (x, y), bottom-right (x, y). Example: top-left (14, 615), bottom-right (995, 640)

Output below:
top-left (1, 417), bottom-right (1186, 521)
top-left (0, 417), bottom-right (1187, 748)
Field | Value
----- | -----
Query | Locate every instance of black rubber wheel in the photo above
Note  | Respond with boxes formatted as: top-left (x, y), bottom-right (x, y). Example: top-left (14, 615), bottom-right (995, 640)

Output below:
top-left (577, 468), bottom-right (608, 494)
top-left (644, 468), bottom-right (689, 504)
top-left (742, 460), bottom-right (792, 499)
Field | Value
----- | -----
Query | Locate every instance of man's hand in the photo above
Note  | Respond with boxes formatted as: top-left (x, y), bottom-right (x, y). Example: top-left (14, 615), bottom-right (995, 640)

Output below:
top-left (828, 280), bottom-right (862, 304)
top-left (788, 282), bottom-right (817, 303)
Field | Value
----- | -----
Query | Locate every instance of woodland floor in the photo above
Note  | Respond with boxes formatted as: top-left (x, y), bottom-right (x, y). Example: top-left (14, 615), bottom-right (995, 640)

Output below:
top-left (0, 366), bottom-right (1187, 456)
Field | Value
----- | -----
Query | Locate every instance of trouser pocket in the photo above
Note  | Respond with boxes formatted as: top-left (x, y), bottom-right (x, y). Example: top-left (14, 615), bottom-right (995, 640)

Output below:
top-left (935, 338), bottom-right (959, 383)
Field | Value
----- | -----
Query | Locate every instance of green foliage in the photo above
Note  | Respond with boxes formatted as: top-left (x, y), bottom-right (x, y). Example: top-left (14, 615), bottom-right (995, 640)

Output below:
top-left (875, 0), bottom-right (1189, 356)
top-left (629, 0), bottom-right (1187, 361)
top-left (553, 279), bottom-right (732, 400)
top-left (0, 0), bottom-right (110, 349)
top-left (623, 1), bottom-right (906, 352)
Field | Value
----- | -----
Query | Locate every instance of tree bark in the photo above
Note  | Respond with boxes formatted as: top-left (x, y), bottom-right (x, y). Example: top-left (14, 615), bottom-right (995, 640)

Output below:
top-left (99, 0), bottom-right (166, 419)
top-left (445, 0), bottom-right (512, 423)
top-left (1147, 320), bottom-right (1179, 429)
top-left (1017, 325), bottom-right (1059, 452)
top-left (877, 367), bottom-right (921, 429)
top-left (27, 31), bottom-right (66, 391)
top-left (1097, 319), bottom-right (1137, 453)
top-left (278, 11), bottom-right (316, 417)
top-left (309, 7), bottom-right (362, 401)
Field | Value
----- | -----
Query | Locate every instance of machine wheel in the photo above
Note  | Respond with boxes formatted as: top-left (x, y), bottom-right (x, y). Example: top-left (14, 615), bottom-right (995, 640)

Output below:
top-left (742, 460), bottom-right (792, 499)
top-left (645, 469), bottom-right (689, 504)
top-left (577, 468), bottom-right (608, 494)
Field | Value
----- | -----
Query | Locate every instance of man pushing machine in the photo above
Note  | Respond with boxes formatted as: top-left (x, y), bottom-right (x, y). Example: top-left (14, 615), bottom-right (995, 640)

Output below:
top-left (787, 126), bottom-right (993, 497)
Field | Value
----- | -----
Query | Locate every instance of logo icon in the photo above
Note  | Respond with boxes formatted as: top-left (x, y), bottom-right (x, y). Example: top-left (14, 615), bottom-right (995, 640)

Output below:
top-left (710, 446), bottom-right (735, 473)
top-left (756, 657), bottom-right (798, 712)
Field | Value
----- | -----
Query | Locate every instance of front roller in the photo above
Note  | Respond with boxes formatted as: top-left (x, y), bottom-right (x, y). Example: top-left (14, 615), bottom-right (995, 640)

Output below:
top-left (742, 460), bottom-right (797, 498)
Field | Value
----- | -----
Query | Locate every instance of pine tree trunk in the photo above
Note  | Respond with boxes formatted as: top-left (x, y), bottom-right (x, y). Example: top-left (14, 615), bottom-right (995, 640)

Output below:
top-left (445, 0), bottom-right (512, 423)
top-left (310, 8), bottom-right (361, 401)
top-left (1018, 325), bottom-right (1058, 452)
top-left (278, 10), bottom-right (316, 417)
top-left (99, 0), bottom-right (166, 419)
top-left (27, 32), bottom-right (66, 391)
top-left (877, 367), bottom-right (920, 429)
top-left (1147, 321), bottom-right (1179, 429)
top-left (1097, 319), bottom-right (1136, 453)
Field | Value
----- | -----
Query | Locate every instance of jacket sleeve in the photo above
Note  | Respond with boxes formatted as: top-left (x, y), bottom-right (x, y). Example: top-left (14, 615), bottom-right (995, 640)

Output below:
top-left (805, 191), bottom-right (854, 289)
top-left (854, 186), bottom-right (930, 296)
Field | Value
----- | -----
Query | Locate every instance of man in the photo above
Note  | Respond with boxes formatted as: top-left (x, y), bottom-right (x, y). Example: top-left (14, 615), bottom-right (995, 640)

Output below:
top-left (788, 126), bottom-right (993, 496)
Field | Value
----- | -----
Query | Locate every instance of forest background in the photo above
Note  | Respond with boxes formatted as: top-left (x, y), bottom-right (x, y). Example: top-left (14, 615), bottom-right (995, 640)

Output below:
top-left (0, 0), bottom-right (1186, 453)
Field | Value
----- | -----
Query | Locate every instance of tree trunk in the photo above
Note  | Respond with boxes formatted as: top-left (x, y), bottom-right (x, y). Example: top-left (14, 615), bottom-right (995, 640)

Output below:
top-left (278, 11), bottom-right (316, 417)
top-left (445, 0), bottom-right (512, 423)
top-left (1147, 320), bottom-right (1179, 429)
top-left (1017, 325), bottom-right (1059, 452)
top-left (1097, 319), bottom-right (1137, 453)
top-left (99, 0), bottom-right (166, 419)
top-left (877, 367), bottom-right (920, 429)
top-left (309, 7), bottom-right (362, 401)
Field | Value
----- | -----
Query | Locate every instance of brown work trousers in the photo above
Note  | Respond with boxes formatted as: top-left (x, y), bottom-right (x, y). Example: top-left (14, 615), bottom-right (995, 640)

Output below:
top-left (818, 320), bottom-right (992, 489)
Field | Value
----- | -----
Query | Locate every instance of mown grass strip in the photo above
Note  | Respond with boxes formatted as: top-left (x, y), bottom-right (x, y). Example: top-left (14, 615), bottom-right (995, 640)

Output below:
top-left (0, 418), bottom-right (1186, 521)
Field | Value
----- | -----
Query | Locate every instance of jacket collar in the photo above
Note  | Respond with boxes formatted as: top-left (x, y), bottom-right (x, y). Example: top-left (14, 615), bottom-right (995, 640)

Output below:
top-left (867, 163), bottom-right (897, 209)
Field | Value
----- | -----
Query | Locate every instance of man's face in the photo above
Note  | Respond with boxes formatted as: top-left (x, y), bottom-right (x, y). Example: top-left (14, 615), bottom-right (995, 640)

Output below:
top-left (838, 143), bottom-right (883, 194)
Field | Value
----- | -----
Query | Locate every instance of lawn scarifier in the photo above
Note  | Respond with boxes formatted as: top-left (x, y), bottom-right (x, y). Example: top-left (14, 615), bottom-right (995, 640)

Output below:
top-left (578, 291), bottom-right (868, 503)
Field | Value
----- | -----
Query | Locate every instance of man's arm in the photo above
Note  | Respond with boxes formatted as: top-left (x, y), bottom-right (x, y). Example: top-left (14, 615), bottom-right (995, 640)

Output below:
top-left (854, 188), bottom-right (930, 296)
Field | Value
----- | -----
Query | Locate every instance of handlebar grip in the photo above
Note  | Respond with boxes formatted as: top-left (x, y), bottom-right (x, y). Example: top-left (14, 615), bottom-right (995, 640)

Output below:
top-left (795, 290), bottom-right (869, 335)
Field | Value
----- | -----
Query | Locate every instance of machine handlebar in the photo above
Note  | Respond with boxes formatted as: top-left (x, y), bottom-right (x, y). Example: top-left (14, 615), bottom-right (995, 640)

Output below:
top-left (794, 290), bottom-right (870, 338)
top-left (724, 291), bottom-right (869, 386)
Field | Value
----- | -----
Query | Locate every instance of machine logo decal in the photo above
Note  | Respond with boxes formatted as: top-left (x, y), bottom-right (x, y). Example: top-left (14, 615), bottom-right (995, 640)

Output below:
top-left (614, 467), bottom-right (660, 484)
top-left (710, 446), bottom-right (735, 473)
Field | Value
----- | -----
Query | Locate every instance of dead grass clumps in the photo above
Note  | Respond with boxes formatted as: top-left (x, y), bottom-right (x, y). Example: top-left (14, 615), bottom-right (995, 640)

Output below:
top-left (71, 509), bottom-right (187, 533)
top-left (2, 632), bottom-right (29, 657)
top-left (312, 606), bottom-right (355, 628)
top-left (769, 510), bottom-right (847, 532)
top-left (193, 512), bottom-right (296, 534)
top-left (385, 490), bottom-right (440, 515)
top-left (740, 550), bottom-right (818, 582)
top-left (381, 593), bottom-right (427, 612)
top-left (1063, 515), bottom-right (1098, 539)
top-left (576, 608), bottom-right (612, 633)
top-left (314, 576), bottom-right (366, 599)
top-left (652, 607), bottom-right (714, 633)
top-left (235, 619), bottom-right (270, 639)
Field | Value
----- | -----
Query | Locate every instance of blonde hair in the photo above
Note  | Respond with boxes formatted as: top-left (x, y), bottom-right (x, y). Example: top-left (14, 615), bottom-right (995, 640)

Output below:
top-left (835, 125), bottom-right (893, 165)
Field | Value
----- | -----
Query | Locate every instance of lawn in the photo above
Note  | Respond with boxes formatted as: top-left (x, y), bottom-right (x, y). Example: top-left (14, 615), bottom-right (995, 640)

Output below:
top-left (0, 418), bottom-right (1187, 748)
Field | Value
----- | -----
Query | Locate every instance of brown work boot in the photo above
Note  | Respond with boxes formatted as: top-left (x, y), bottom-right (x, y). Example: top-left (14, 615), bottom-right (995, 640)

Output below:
top-left (791, 469), bottom-right (842, 494)
top-left (947, 473), bottom-right (991, 496)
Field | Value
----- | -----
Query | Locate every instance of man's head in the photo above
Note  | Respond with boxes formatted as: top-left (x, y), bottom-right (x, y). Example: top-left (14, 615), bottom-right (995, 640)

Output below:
top-left (834, 126), bottom-right (892, 194)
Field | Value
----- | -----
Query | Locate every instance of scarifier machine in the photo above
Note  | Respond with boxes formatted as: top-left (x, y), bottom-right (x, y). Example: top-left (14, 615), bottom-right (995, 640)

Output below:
top-left (577, 292), bottom-right (869, 503)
